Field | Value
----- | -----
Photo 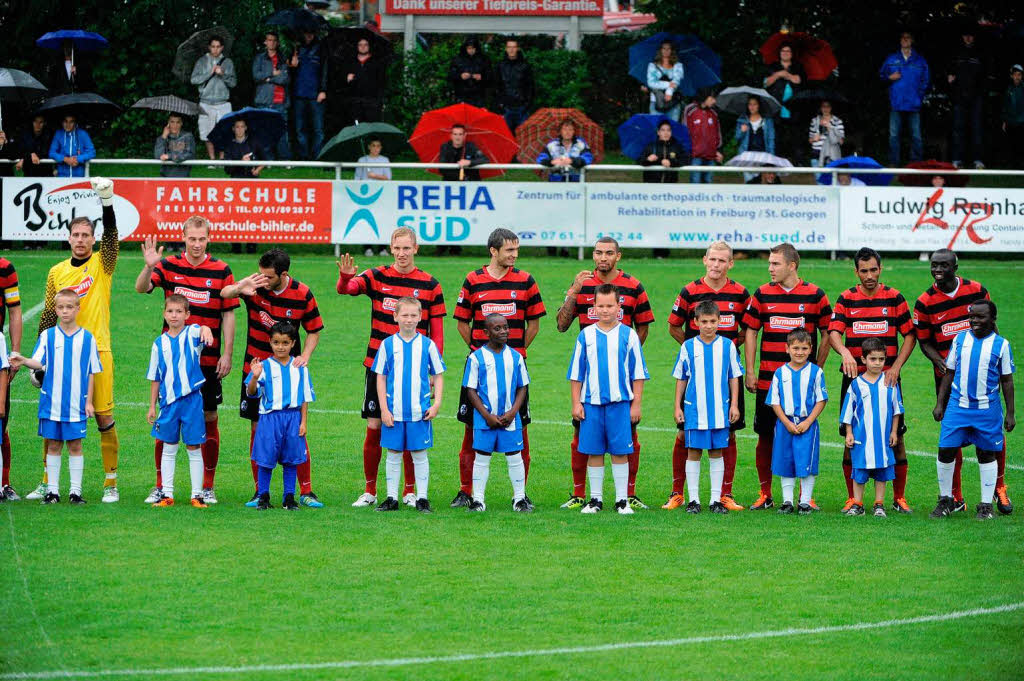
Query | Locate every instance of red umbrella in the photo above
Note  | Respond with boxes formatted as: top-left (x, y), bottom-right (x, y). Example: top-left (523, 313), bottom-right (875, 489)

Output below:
top-left (409, 103), bottom-right (518, 179)
top-left (899, 160), bottom-right (970, 188)
top-left (515, 107), bottom-right (605, 165)
top-left (759, 32), bottom-right (838, 81)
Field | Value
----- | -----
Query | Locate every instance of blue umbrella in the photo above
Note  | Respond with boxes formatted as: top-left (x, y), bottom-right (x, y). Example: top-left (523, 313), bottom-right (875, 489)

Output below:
top-left (36, 29), bottom-right (109, 52)
top-left (816, 155), bottom-right (893, 186)
top-left (208, 107), bottom-right (286, 152)
top-left (628, 32), bottom-right (721, 96)
top-left (617, 114), bottom-right (690, 161)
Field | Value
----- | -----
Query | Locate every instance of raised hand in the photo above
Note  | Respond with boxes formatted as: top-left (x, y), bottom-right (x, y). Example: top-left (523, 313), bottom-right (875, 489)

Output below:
top-left (336, 253), bottom-right (357, 276)
top-left (237, 273), bottom-right (269, 296)
top-left (141, 236), bottom-right (164, 268)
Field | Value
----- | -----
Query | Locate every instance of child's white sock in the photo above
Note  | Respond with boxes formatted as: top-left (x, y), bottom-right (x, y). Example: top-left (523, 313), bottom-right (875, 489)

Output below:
top-left (685, 459), bottom-right (701, 504)
top-left (472, 453), bottom-right (491, 504)
top-left (411, 450), bottom-right (429, 500)
top-left (979, 461), bottom-right (998, 504)
top-left (799, 475), bottom-right (816, 505)
top-left (709, 457), bottom-right (724, 504)
top-left (612, 461), bottom-right (628, 502)
top-left (187, 447), bottom-right (203, 498)
top-left (385, 450), bottom-right (402, 500)
top-left (46, 454), bottom-right (61, 494)
top-left (587, 464), bottom-right (604, 502)
top-left (781, 477), bottom-right (796, 504)
top-left (937, 459), bottom-right (955, 497)
top-left (68, 456), bottom-right (84, 496)
top-left (507, 452), bottom-right (526, 503)
top-left (160, 442), bottom-right (179, 498)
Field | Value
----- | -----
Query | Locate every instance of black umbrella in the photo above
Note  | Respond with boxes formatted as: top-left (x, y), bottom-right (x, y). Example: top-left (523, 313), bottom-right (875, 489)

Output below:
top-left (173, 27), bottom-right (235, 82)
top-left (0, 68), bottom-right (48, 130)
top-left (327, 26), bottom-right (393, 62)
top-left (264, 8), bottom-right (328, 34)
top-left (35, 92), bottom-right (121, 124)
top-left (715, 86), bottom-right (781, 117)
top-left (207, 107), bottom-right (286, 152)
top-left (131, 95), bottom-right (200, 116)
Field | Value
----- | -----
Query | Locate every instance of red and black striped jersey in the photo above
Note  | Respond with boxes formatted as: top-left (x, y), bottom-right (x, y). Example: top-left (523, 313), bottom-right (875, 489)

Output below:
top-left (0, 257), bottom-right (20, 332)
top-left (454, 266), bottom-right (546, 356)
top-left (570, 270), bottom-right (654, 330)
top-left (343, 265), bottom-right (446, 368)
top-left (242, 276), bottom-right (324, 373)
top-left (742, 280), bottom-right (832, 391)
top-left (828, 285), bottom-right (913, 372)
top-left (668, 277), bottom-right (750, 343)
top-left (150, 253), bottom-right (239, 368)
top-left (914, 277), bottom-right (989, 374)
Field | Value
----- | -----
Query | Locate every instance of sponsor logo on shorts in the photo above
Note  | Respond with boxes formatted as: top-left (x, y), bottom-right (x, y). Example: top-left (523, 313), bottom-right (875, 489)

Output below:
top-left (173, 286), bottom-right (211, 305)
top-left (769, 315), bottom-right (804, 330)
top-left (382, 297), bottom-right (398, 311)
top-left (852, 320), bottom-right (888, 335)
top-left (941, 319), bottom-right (970, 337)
top-left (482, 303), bottom-right (516, 316)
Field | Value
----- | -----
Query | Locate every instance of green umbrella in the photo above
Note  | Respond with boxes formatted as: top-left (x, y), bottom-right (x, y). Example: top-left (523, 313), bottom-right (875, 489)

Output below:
top-left (318, 122), bottom-right (407, 161)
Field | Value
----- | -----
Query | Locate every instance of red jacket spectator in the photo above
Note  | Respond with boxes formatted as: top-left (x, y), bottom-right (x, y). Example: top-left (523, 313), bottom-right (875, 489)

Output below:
top-left (684, 102), bottom-right (721, 160)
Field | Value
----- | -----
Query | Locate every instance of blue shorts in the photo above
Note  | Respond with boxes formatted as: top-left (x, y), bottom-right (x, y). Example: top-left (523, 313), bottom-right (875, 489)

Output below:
top-left (473, 427), bottom-right (524, 454)
top-left (685, 428), bottom-right (730, 451)
top-left (771, 419), bottom-right (820, 477)
top-left (38, 419), bottom-right (87, 441)
top-left (381, 419), bottom-right (433, 452)
top-left (938, 403), bottom-right (1005, 452)
top-left (151, 390), bottom-right (206, 446)
top-left (579, 401), bottom-right (634, 456)
top-left (852, 465), bottom-right (895, 484)
top-left (251, 409), bottom-right (308, 468)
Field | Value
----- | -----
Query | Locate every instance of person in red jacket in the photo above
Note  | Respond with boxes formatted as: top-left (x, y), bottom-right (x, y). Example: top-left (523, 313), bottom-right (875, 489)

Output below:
top-left (684, 87), bottom-right (723, 183)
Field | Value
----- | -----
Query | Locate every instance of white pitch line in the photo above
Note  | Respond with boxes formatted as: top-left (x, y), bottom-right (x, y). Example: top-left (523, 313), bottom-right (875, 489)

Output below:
top-left (2, 601), bottom-right (1022, 680)
top-left (20, 300), bottom-right (45, 322)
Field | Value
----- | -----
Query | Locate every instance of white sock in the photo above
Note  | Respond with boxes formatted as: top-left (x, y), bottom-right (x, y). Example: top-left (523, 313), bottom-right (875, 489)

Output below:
top-left (685, 459), bottom-right (701, 504)
top-left (709, 457), bottom-right (724, 504)
top-left (187, 447), bottom-right (203, 498)
top-left (937, 459), bottom-right (955, 498)
top-left (612, 462), bottom-right (629, 503)
top-left (46, 454), bottom-right (61, 494)
top-left (411, 450), bottom-right (429, 500)
top-left (385, 450), bottom-right (402, 500)
top-left (979, 461), bottom-right (998, 504)
top-left (472, 454), bottom-right (491, 503)
top-left (160, 443), bottom-right (179, 498)
top-left (781, 477), bottom-right (796, 504)
top-left (799, 475), bottom-right (816, 505)
top-left (587, 464), bottom-right (604, 501)
top-left (506, 452), bottom-right (526, 502)
top-left (68, 456), bottom-right (84, 496)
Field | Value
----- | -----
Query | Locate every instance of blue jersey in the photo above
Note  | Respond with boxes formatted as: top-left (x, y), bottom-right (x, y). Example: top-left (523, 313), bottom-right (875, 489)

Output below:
top-left (672, 335), bottom-right (743, 430)
top-left (945, 331), bottom-right (1014, 410)
top-left (0, 331), bottom-right (8, 371)
top-left (462, 344), bottom-right (530, 431)
top-left (146, 324), bottom-right (207, 407)
top-left (371, 332), bottom-right (445, 422)
top-left (567, 323), bottom-right (649, 405)
top-left (840, 375), bottom-right (903, 469)
top-left (30, 326), bottom-right (102, 422)
top-left (246, 357), bottom-right (315, 415)
top-left (767, 363), bottom-right (828, 418)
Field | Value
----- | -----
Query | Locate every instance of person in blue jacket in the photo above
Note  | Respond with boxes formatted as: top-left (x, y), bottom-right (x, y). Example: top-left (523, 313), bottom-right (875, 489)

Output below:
top-left (49, 115), bottom-right (95, 178)
top-left (879, 31), bottom-right (930, 166)
top-left (537, 119), bottom-right (593, 183)
top-left (735, 95), bottom-right (776, 180)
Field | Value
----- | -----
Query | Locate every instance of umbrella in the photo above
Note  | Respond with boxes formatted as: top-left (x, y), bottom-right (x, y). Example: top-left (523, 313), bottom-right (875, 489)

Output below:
top-left (409, 103), bottom-right (517, 179)
top-left (899, 160), bottom-right (969, 188)
top-left (514, 107), bottom-right (604, 165)
top-left (35, 92), bottom-right (121, 124)
top-left (36, 29), bottom-right (109, 53)
top-left (264, 8), bottom-right (328, 34)
top-left (726, 151), bottom-right (792, 169)
top-left (0, 68), bottom-right (48, 130)
top-left (759, 31), bottom-right (838, 81)
top-left (816, 155), bottom-right (892, 186)
top-left (715, 86), bottom-right (781, 117)
top-left (207, 107), bottom-right (286, 152)
top-left (173, 27), bottom-right (235, 82)
top-left (318, 121), bottom-right (407, 162)
top-left (627, 32), bottom-right (722, 96)
top-left (789, 87), bottom-right (848, 105)
top-left (616, 113), bottom-right (690, 161)
top-left (131, 95), bottom-right (200, 117)
top-left (327, 26), bottom-right (393, 62)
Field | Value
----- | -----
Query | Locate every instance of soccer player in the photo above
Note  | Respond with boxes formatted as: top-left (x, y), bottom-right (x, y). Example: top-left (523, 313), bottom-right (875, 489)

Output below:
top-left (666, 241), bottom-right (750, 511)
top-left (221, 248), bottom-right (325, 507)
top-left (914, 249), bottom-right (1008, 513)
top-left (12, 289), bottom-right (102, 505)
top-left (0, 256), bottom-right (22, 500)
top-left (743, 243), bottom-right (831, 510)
top-left (829, 247), bottom-right (916, 514)
top-left (135, 217), bottom-right (238, 504)
top-left (766, 329), bottom-right (828, 515)
top-left (451, 228), bottom-right (545, 509)
top-left (145, 294), bottom-right (215, 508)
top-left (672, 300), bottom-right (744, 514)
top-left (372, 297), bottom-right (445, 514)
top-left (25, 178), bottom-right (121, 503)
top-left (555, 236), bottom-right (654, 510)
top-left (245, 322), bottom-right (316, 511)
top-left (463, 314), bottom-right (531, 513)
top-left (840, 338), bottom-right (904, 518)
top-left (335, 227), bottom-right (446, 508)
top-left (930, 300), bottom-right (1015, 520)
top-left (568, 284), bottom-right (650, 515)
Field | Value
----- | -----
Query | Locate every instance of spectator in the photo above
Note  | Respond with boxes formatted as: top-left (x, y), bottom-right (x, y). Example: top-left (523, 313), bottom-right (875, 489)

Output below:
top-left (191, 36), bottom-right (237, 161)
top-left (746, 171), bottom-right (781, 184)
top-left (537, 119), bottom-right (593, 182)
top-left (48, 40), bottom-right (95, 94)
top-left (495, 39), bottom-right (534, 134)
top-left (808, 99), bottom-right (845, 166)
top-left (48, 114), bottom-right (95, 178)
top-left (343, 37), bottom-right (386, 124)
top-left (15, 115), bottom-right (51, 177)
top-left (1002, 64), bottom-right (1024, 169)
top-left (252, 31), bottom-right (290, 160)
top-left (449, 38), bottom-right (491, 107)
top-left (354, 137), bottom-right (391, 181)
top-left (0, 130), bottom-right (15, 177)
top-left (880, 31), bottom-right (930, 167)
top-left (736, 94), bottom-right (775, 180)
top-left (947, 27), bottom-right (988, 169)
top-left (762, 43), bottom-right (804, 159)
top-left (290, 31), bottom-right (328, 160)
top-left (153, 113), bottom-right (195, 178)
top-left (684, 87), bottom-right (723, 183)
top-left (640, 119), bottom-right (688, 183)
top-left (438, 123), bottom-right (487, 181)
top-left (646, 40), bottom-right (684, 121)
top-left (220, 119), bottom-right (264, 179)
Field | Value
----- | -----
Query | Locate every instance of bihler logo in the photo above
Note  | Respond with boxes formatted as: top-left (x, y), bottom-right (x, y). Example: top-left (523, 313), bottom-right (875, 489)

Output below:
top-left (941, 319), bottom-right (970, 337)
top-left (482, 303), bottom-right (516, 316)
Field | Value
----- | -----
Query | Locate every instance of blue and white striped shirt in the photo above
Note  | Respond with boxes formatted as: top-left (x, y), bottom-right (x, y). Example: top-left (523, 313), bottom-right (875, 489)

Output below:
top-left (945, 331), bottom-right (1015, 410)
top-left (672, 335), bottom-right (744, 430)
top-left (766, 363), bottom-right (828, 419)
top-left (567, 323), bottom-right (649, 405)
top-left (371, 332), bottom-right (445, 422)
top-left (146, 324), bottom-right (207, 407)
top-left (840, 375), bottom-right (903, 469)
top-left (246, 358), bottom-right (316, 415)
top-left (462, 345), bottom-right (530, 431)
top-left (31, 326), bottom-right (102, 422)
top-left (0, 331), bottom-right (8, 371)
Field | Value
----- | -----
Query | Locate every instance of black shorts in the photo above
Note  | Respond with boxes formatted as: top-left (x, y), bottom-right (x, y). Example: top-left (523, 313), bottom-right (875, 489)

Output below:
top-left (239, 379), bottom-right (261, 422)
top-left (458, 384), bottom-right (531, 427)
top-left (837, 374), bottom-right (907, 438)
top-left (200, 366), bottom-right (223, 413)
top-left (361, 366), bottom-right (382, 419)
top-left (675, 386), bottom-right (746, 433)
top-left (752, 389), bottom-right (777, 438)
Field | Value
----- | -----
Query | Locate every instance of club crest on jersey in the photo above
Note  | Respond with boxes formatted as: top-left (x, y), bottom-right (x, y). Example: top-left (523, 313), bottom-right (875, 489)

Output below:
top-left (728, 302), bottom-right (735, 310)
top-left (481, 302), bottom-right (516, 316)
top-left (413, 289), bottom-right (420, 298)
top-left (511, 291), bottom-right (517, 299)
top-left (286, 310), bottom-right (293, 318)
top-left (73, 276), bottom-right (94, 297)
top-left (206, 279), bottom-right (213, 287)
top-left (881, 307), bottom-right (888, 315)
top-left (258, 311), bottom-right (276, 328)
top-left (798, 304), bottom-right (805, 312)
top-left (173, 286), bottom-right (211, 305)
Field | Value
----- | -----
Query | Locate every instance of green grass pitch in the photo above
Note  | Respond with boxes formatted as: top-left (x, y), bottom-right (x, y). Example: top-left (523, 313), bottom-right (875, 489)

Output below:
top-left (1, 249), bottom-right (1022, 680)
